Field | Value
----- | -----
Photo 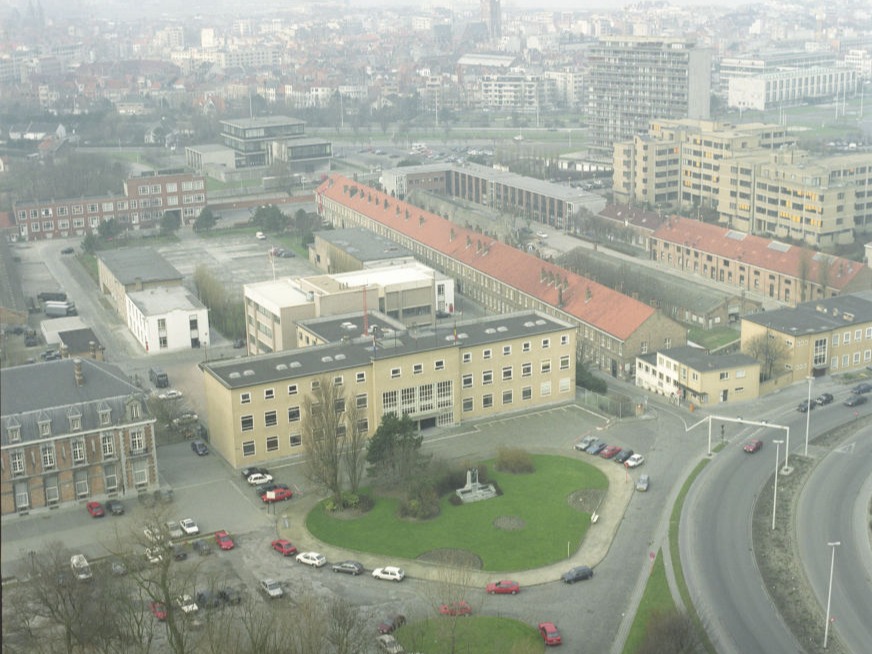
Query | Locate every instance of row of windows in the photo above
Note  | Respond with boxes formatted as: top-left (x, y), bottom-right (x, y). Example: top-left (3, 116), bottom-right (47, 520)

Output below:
top-left (239, 374), bottom-right (368, 404)
top-left (240, 421), bottom-right (370, 457)
top-left (239, 395), bottom-right (368, 431)
top-left (830, 350), bottom-right (872, 369)
top-left (17, 191), bottom-right (206, 221)
top-left (832, 328), bottom-right (872, 346)
top-left (6, 411), bottom-right (115, 443)
top-left (7, 431), bottom-right (143, 476)
top-left (460, 378), bottom-right (572, 410)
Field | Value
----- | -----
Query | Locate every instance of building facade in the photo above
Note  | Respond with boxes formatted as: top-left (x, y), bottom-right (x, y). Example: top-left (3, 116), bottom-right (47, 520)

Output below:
top-left (97, 248), bottom-right (184, 323)
top-left (728, 66), bottom-right (856, 111)
top-left (126, 286), bottom-right (209, 354)
top-left (1, 358), bottom-right (158, 517)
top-left (202, 311), bottom-right (576, 468)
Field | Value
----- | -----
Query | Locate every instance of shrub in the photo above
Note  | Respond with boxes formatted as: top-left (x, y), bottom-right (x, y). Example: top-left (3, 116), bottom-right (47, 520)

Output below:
top-left (398, 484), bottom-right (440, 520)
top-left (496, 447), bottom-right (535, 473)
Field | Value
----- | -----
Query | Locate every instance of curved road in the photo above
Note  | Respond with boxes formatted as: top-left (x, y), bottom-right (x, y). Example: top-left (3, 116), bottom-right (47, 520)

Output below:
top-left (797, 422), bottom-right (872, 653)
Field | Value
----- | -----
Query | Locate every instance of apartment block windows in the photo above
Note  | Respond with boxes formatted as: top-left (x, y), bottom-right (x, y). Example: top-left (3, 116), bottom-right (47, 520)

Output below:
top-left (71, 439), bottom-right (86, 464)
top-left (10, 451), bottom-right (25, 476)
top-left (41, 444), bottom-right (56, 470)
top-left (241, 415), bottom-right (254, 431)
top-left (242, 441), bottom-right (255, 457)
top-left (241, 392), bottom-right (251, 404)
top-left (288, 407), bottom-right (301, 422)
top-left (101, 433), bottom-right (115, 458)
top-left (265, 411), bottom-right (278, 427)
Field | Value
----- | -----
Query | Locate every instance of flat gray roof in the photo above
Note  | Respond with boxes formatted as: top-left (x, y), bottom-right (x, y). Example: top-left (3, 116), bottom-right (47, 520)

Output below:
top-left (298, 311), bottom-right (406, 345)
top-left (743, 290), bottom-right (872, 336)
top-left (221, 116), bottom-right (305, 129)
top-left (99, 248), bottom-right (183, 285)
top-left (315, 228), bottom-right (413, 262)
top-left (657, 346), bottom-right (758, 371)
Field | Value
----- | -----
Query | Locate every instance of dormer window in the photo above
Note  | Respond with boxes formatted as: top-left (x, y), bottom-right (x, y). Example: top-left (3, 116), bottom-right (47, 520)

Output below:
top-left (38, 419), bottom-right (52, 437)
top-left (69, 414), bottom-right (82, 432)
top-left (99, 409), bottom-right (111, 426)
top-left (8, 425), bottom-right (21, 443)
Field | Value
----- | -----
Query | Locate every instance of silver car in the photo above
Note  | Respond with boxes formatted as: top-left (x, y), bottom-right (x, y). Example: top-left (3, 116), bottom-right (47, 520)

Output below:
top-left (636, 474), bottom-right (650, 492)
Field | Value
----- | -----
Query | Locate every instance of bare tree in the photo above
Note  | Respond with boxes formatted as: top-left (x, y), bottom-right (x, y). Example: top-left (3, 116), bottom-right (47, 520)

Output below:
top-left (342, 400), bottom-right (367, 496)
top-left (797, 249), bottom-right (811, 303)
top-left (303, 375), bottom-right (350, 506)
top-left (744, 332), bottom-right (790, 381)
top-left (637, 610), bottom-right (702, 654)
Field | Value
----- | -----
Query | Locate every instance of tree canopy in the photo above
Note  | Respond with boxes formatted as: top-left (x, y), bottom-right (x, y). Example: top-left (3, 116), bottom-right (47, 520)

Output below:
top-left (365, 413), bottom-right (425, 487)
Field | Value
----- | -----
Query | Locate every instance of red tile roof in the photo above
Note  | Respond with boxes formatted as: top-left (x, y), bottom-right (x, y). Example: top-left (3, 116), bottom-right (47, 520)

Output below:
top-left (318, 175), bottom-right (655, 341)
top-left (652, 217), bottom-right (867, 291)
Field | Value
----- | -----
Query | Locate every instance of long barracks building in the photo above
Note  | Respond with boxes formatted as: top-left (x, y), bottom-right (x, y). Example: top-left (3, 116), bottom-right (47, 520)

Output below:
top-left (317, 174), bottom-right (686, 379)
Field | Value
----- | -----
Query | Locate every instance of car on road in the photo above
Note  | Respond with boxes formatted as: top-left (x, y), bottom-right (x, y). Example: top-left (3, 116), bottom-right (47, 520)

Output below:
top-left (158, 390), bottom-right (183, 400)
top-left (296, 551), bottom-right (327, 568)
top-left (214, 530), bottom-right (235, 550)
top-left (241, 467), bottom-right (269, 479)
top-left (614, 449), bottom-right (634, 464)
top-left (60, 247), bottom-right (75, 255)
top-left (332, 560), bottom-right (364, 575)
top-left (377, 614), bottom-right (406, 634)
top-left (191, 440), bottom-right (209, 456)
top-left (439, 601), bottom-right (472, 616)
top-left (246, 472), bottom-right (273, 486)
top-left (261, 487), bottom-right (293, 503)
top-left (851, 382), bottom-right (872, 394)
top-left (106, 499), bottom-right (124, 515)
top-left (271, 539), bottom-right (298, 556)
top-left (816, 393), bottom-right (834, 406)
top-left (255, 231), bottom-right (266, 240)
top-left (166, 521), bottom-right (184, 539)
top-left (636, 474), bottom-right (651, 492)
top-left (743, 439), bottom-right (763, 454)
top-left (179, 518), bottom-right (199, 535)
top-left (625, 454), bottom-right (645, 468)
top-left (260, 578), bottom-right (283, 599)
top-left (844, 395), bottom-right (868, 407)
top-left (486, 580), bottom-right (520, 595)
top-left (376, 634), bottom-right (404, 654)
top-left (193, 539), bottom-right (211, 556)
top-left (150, 602), bottom-right (168, 621)
top-left (797, 399), bottom-right (816, 412)
top-left (175, 595), bottom-right (198, 615)
top-left (561, 565), bottom-right (594, 583)
top-left (372, 566), bottom-right (405, 582)
top-left (585, 439), bottom-right (607, 455)
top-left (574, 435), bottom-right (596, 451)
top-left (86, 501), bottom-right (105, 518)
top-left (538, 622), bottom-right (562, 646)
top-left (255, 481), bottom-right (290, 495)
top-left (600, 444), bottom-right (622, 459)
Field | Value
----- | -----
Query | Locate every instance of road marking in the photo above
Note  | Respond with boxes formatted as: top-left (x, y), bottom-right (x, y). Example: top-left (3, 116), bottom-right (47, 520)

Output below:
top-left (834, 443), bottom-right (855, 455)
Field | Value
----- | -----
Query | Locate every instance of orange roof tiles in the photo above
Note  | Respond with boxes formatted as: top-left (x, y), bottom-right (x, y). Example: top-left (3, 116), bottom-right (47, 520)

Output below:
top-left (652, 217), bottom-right (867, 291)
top-left (318, 175), bottom-right (655, 341)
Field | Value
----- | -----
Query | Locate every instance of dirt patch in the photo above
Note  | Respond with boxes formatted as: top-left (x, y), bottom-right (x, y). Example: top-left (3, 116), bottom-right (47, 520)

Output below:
top-left (417, 548), bottom-right (482, 569)
top-left (493, 515), bottom-right (525, 531)
top-left (568, 488), bottom-right (606, 513)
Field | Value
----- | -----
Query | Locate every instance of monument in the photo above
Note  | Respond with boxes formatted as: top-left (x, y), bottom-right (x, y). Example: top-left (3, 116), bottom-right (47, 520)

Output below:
top-left (455, 467), bottom-right (497, 504)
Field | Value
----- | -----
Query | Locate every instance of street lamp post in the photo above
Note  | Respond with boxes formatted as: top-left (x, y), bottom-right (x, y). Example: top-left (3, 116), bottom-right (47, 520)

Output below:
top-left (805, 376), bottom-right (813, 455)
top-left (823, 541), bottom-right (841, 648)
top-left (783, 425), bottom-right (791, 472)
top-left (771, 439), bottom-right (783, 530)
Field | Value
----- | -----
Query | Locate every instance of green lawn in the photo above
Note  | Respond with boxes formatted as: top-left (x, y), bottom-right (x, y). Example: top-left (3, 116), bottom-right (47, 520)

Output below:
top-left (622, 550), bottom-right (675, 653)
top-left (399, 616), bottom-right (542, 654)
top-left (306, 454), bottom-right (607, 571)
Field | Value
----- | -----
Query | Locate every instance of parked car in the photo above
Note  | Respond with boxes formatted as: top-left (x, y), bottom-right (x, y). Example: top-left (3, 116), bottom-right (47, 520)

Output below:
top-left (179, 518), bottom-right (199, 535)
top-left (261, 488), bottom-right (293, 503)
top-left (600, 445), bottom-right (622, 459)
top-left (191, 440), bottom-right (209, 456)
top-left (486, 580), bottom-right (520, 595)
top-left (625, 454), bottom-right (645, 468)
top-left (214, 530), bottom-right (235, 550)
top-left (60, 247), bottom-right (75, 255)
top-left (377, 614), bottom-right (406, 634)
top-left (538, 622), bottom-right (562, 646)
top-left (260, 578), bottom-right (283, 599)
top-left (614, 449), bottom-right (634, 464)
top-left (816, 393), bottom-right (834, 406)
top-left (376, 634), bottom-right (405, 654)
top-left (158, 390), bottom-right (183, 400)
top-left (145, 547), bottom-right (163, 565)
top-left (332, 560), bottom-right (364, 575)
top-left (372, 566), bottom-right (405, 582)
top-left (574, 435), bottom-right (596, 451)
top-left (636, 474), bottom-right (651, 492)
top-left (743, 439), bottom-right (763, 454)
top-left (851, 382), bottom-right (872, 394)
top-left (196, 590), bottom-right (222, 609)
top-left (165, 521), bottom-right (184, 540)
top-left (246, 472), bottom-right (273, 486)
top-left (561, 565), bottom-right (594, 583)
top-left (150, 602), bottom-right (168, 621)
top-left (255, 231), bottom-right (266, 240)
top-left (255, 481), bottom-right (290, 495)
top-left (241, 467), bottom-right (269, 479)
top-left (797, 399), bottom-right (816, 413)
top-left (171, 545), bottom-right (188, 561)
top-left (86, 501), bottom-right (105, 518)
top-left (271, 539), bottom-right (298, 556)
top-left (585, 439), bottom-right (607, 455)
top-left (106, 499), bottom-right (124, 515)
top-left (295, 551), bottom-right (327, 568)
top-left (439, 601), bottom-right (472, 616)
top-left (192, 539), bottom-right (211, 556)
top-left (175, 595), bottom-right (199, 615)
top-left (844, 395), bottom-right (868, 407)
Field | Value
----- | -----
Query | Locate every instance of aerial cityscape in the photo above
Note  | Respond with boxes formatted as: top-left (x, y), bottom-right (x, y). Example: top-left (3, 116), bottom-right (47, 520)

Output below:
top-left (1, 0), bottom-right (870, 653)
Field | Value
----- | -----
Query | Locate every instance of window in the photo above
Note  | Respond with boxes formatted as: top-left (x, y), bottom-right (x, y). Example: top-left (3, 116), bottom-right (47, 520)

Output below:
top-left (357, 418), bottom-right (369, 434)
top-left (855, 329), bottom-right (862, 342)
top-left (391, 367), bottom-right (401, 379)
top-left (241, 392), bottom-right (251, 404)
top-left (560, 335), bottom-right (569, 345)
top-left (502, 345), bottom-right (511, 356)
top-left (333, 375), bottom-right (344, 386)
top-left (40, 445), bottom-right (55, 470)
top-left (288, 384), bottom-right (298, 395)
top-left (8, 426), bottom-right (20, 443)
top-left (101, 433), bottom-right (115, 458)
top-left (39, 420), bottom-right (51, 437)
top-left (541, 360), bottom-right (552, 374)
top-left (264, 389), bottom-right (275, 400)
top-left (242, 441), bottom-right (255, 457)
top-left (266, 436), bottom-right (279, 452)
top-left (833, 334), bottom-right (840, 346)
top-left (462, 374), bottom-right (473, 389)
top-left (482, 394), bottom-right (493, 409)
top-left (334, 399), bottom-right (346, 414)
top-left (130, 431), bottom-right (145, 453)
top-left (542, 338), bottom-right (550, 349)
top-left (69, 415), bottom-right (82, 432)
top-left (71, 439), bottom-right (86, 464)
top-left (522, 341), bottom-right (531, 352)
top-left (502, 390), bottom-right (513, 405)
top-left (559, 378), bottom-right (571, 393)
top-left (502, 366), bottom-right (513, 381)
top-left (289, 434), bottom-right (302, 447)
top-left (483, 349), bottom-right (492, 359)
top-left (383, 390), bottom-right (398, 411)
top-left (559, 355), bottom-right (570, 370)
top-left (264, 411), bottom-right (277, 427)
top-left (540, 381), bottom-right (552, 396)
top-left (522, 362), bottom-right (532, 377)
top-left (413, 363), bottom-right (423, 375)
top-left (853, 352), bottom-right (861, 364)
top-left (462, 353), bottom-right (472, 363)
top-left (482, 370), bottom-right (493, 385)
top-left (241, 415), bottom-right (254, 431)
top-left (463, 398), bottom-right (473, 412)
top-left (104, 465), bottom-right (117, 492)
top-left (356, 372), bottom-right (366, 383)
top-left (10, 451), bottom-right (25, 476)
top-left (311, 380), bottom-right (321, 391)
top-left (719, 372), bottom-right (729, 380)
top-left (522, 386), bottom-right (532, 401)
top-left (434, 359), bottom-right (445, 371)
top-left (288, 407), bottom-right (300, 422)
top-left (99, 410), bottom-right (111, 426)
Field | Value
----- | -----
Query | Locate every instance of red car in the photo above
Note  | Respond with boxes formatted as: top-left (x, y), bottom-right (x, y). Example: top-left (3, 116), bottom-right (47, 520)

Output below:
top-left (214, 530), bottom-right (235, 550)
top-left (261, 488), bottom-right (293, 503)
top-left (150, 602), bottom-right (167, 621)
top-left (486, 580), bottom-right (520, 595)
top-left (438, 601), bottom-right (472, 617)
top-left (600, 445), bottom-right (622, 459)
top-left (86, 501), bottom-right (105, 518)
top-left (538, 622), bottom-right (562, 646)
top-left (743, 439), bottom-right (763, 454)
top-left (271, 539), bottom-right (298, 556)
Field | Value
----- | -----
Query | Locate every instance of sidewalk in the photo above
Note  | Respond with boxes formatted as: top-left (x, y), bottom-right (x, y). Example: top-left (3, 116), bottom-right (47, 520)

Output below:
top-left (272, 452), bottom-right (634, 587)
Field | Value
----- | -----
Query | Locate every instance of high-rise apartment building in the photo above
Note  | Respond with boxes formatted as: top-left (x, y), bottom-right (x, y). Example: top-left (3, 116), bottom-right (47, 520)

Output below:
top-left (588, 37), bottom-right (712, 156)
top-left (481, 0), bottom-right (502, 41)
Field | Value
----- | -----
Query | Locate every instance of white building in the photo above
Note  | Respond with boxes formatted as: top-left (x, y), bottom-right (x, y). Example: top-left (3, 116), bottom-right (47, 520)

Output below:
top-left (728, 66), bottom-right (857, 111)
top-left (126, 287), bottom-right (210, 355)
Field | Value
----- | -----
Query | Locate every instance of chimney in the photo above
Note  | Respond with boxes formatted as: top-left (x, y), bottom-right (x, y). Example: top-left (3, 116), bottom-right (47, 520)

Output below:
top-left (73, 358), bottom-right (84, 386)
top-left (60, 343), bottom-right (69, 359)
